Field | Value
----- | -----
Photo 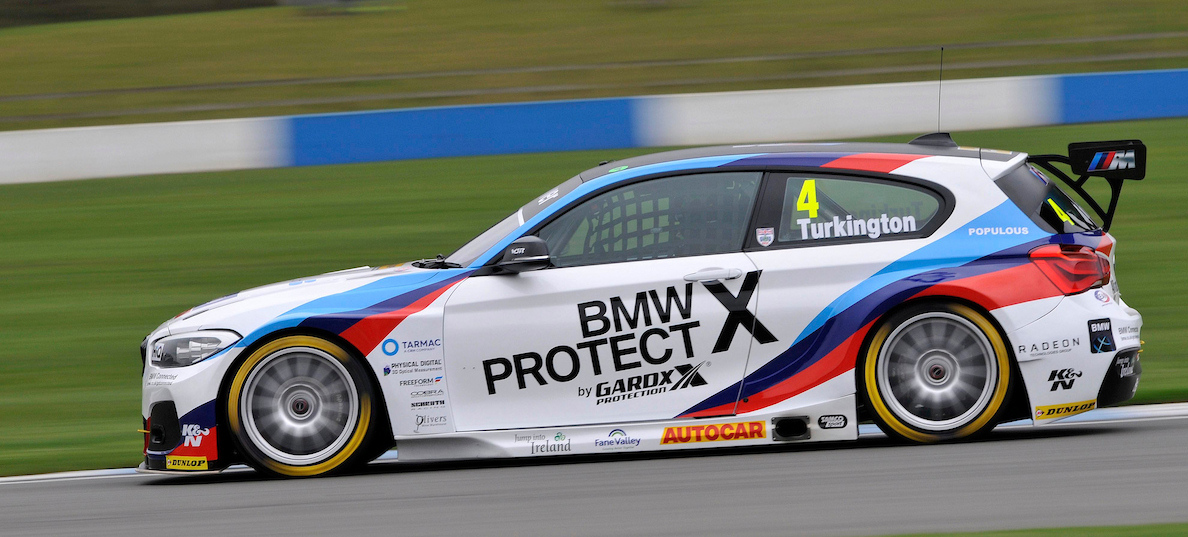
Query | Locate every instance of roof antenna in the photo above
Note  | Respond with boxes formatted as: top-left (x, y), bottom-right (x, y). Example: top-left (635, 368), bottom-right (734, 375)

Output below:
top-left (937, 46), bottom-right (944, 133)
top-left (910, 46), bottom-right (957, 148)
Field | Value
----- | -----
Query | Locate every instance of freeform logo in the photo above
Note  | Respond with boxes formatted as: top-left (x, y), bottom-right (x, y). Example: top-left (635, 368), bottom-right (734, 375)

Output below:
top-left (1088, 150), bottom-right (1136, 171)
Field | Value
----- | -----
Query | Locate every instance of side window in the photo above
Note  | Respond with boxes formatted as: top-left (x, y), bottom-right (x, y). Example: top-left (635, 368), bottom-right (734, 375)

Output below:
top-left (775, 174), bottom-right (941, 244)
top-left (537, 172), bottom-right (762, 267)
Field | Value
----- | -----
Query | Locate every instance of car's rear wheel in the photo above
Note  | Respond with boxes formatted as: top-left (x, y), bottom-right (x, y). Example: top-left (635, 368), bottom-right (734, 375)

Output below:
top-left (861, 303), bottom-right (1012, 443)
top-left (226, 335), bottom-right (376, 477)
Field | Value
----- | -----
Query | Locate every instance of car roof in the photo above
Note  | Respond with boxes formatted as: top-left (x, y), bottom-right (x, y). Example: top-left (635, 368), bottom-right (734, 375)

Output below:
top-left (579, 141), bottom-right (1021, 182)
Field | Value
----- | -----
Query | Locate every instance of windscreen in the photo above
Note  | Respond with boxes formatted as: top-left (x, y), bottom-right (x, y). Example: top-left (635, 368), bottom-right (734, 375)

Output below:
top-left (445, 175), bottom-right (583, 266)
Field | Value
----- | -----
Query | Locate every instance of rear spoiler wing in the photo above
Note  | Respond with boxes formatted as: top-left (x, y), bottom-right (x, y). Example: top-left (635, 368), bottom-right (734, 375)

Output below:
top-left (1028, 140), bottom-right (1146, 232)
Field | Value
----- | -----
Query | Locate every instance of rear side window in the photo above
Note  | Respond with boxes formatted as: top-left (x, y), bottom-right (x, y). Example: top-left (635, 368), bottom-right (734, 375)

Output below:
top-left (996, 164), bottom-right (1099, 234)
top-left (774, 175), bottom-right (941, 244)
top-left (537, 172), bottom-right (762, 267)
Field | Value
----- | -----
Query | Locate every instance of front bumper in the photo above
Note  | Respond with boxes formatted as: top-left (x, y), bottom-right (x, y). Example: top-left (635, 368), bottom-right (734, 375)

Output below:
top-left (142, 343), bottom-right (244, 474)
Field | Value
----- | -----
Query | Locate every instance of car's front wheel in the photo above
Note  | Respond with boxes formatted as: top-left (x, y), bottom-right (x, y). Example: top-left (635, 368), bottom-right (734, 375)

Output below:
top-left (861, 303), bottom-right (1013, 443)
top-left (226, 335), bottom-right (377, 477)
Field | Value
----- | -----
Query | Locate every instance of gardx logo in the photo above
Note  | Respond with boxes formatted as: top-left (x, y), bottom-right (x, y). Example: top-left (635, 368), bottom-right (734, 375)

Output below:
top-left (585, 361), bottom-right (708, 405)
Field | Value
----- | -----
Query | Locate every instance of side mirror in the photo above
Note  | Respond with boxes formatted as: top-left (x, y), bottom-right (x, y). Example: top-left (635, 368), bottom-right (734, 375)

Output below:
top-left (496, 236), bottom-right (551, 274)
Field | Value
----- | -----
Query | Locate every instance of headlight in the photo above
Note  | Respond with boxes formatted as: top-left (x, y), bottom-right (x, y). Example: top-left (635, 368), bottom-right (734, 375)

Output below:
top-left (151, 330), bottom-right (240, 368)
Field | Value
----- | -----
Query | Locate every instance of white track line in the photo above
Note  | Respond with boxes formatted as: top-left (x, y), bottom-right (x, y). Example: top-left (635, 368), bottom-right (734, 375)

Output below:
top-left (3, 402), bottom-right (1187, 486)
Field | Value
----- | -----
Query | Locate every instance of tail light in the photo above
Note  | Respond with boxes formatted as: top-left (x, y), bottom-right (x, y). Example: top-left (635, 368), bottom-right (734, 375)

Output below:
top-left (1030, 244), bottom-right (1111, 295)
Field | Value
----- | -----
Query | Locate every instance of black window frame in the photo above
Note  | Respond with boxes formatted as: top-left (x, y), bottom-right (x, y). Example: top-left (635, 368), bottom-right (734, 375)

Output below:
top-left (743, 169), bottom-right (954, 251)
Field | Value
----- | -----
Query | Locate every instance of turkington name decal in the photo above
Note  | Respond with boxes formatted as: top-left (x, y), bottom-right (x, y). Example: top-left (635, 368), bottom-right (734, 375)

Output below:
top-left (796, 213), bottom-right (917, 240)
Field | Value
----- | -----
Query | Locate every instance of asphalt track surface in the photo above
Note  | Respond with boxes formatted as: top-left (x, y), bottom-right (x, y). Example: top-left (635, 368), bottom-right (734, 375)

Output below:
top-left (4, 405), bottom-right (1188, 537)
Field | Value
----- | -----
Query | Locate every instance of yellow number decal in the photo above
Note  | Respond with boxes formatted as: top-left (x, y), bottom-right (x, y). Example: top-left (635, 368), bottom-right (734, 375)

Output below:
top-left (1047, 199), bottom-right (1073, 224)
top-left (797, 179), bottom-right (819, 218)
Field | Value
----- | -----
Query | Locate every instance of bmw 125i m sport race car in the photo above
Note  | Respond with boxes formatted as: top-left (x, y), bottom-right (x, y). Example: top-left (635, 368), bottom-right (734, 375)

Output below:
top-left (140, 134), bottom-right (1145, 477)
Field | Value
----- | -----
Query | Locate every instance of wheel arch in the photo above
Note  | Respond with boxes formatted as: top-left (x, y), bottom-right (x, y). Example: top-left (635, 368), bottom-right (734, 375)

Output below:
top-left (853, 294), bottom-right (1031, 426)
top-left (215, 326), bottom-right (395, 466)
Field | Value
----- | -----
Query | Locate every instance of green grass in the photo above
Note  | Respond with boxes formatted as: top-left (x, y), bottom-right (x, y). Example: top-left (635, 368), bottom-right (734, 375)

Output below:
top-left (0, 0), bottom-right (1187, 129)
top-left (895, 522), bottom-right (1188, 536)
top-left (2, 117), bottom-right (1187, 476)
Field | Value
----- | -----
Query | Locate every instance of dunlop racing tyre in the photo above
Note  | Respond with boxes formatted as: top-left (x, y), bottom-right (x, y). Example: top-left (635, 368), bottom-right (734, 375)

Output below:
top-left (861, 303), bottom-right (1012, 443)
top-left (227, 335), bottom-right (377, 477)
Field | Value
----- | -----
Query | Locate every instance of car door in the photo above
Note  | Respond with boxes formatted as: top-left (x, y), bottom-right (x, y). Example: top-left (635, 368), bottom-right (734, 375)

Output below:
top-left (734, 171), bottom-right (951, 415)
top-left (443, 171), bottom-right (769, 431)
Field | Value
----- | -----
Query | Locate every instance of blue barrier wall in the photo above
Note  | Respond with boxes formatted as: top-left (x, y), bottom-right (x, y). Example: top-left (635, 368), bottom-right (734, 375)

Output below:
top-left (5, 67), bottom-right (1188, 184)
top-left (1060, 69), bottom-right (1188, 124)
top-left (289, 97), bottom-right (638, 166)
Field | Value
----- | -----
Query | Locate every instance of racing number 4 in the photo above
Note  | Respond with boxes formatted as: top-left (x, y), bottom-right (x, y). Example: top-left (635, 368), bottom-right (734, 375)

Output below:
top-left (797, 180), bottom-right (819, 218)
top-left (1047, 199), bottom-right (1073, 225)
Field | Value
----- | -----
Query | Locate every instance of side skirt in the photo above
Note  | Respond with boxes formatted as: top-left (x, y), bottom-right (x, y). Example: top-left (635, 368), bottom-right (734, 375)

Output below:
top-left (391, 395), bottom-right (857, 462)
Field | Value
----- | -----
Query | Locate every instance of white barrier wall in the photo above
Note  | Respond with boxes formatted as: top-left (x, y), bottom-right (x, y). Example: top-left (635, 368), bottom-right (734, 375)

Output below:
top-left (0, 118), bottom-right (287, 184)
top-left (1, 68), bottom-right (1185, 184)
top-left (633, 76), bottom-right (1059, 146)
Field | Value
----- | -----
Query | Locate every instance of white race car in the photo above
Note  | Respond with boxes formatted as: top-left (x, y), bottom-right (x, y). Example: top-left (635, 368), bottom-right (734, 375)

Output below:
top-left (140, 134), bottom-right (1145, 477)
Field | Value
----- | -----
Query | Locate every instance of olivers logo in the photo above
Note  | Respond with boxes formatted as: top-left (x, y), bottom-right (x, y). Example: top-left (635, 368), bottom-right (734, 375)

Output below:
top-left (481, 272), bottom-right (776, 395)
